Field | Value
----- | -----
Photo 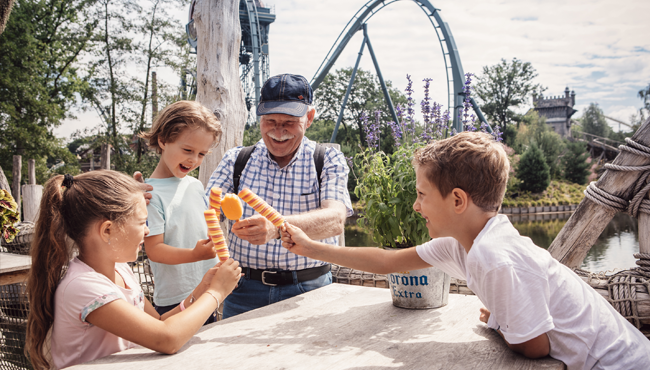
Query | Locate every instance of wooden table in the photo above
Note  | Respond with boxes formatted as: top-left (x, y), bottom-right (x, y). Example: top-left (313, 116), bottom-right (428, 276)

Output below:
top-left (0, 252), bottom-right (31, 285)
top-left (71, 284), bottom-right (565, 369)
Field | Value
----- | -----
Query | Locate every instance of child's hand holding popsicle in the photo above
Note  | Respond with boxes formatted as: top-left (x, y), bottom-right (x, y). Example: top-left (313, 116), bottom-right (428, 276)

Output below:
top-left (192, 238), bottom-right (217, 261)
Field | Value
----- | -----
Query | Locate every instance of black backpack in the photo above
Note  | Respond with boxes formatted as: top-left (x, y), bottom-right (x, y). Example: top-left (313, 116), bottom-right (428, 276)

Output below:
top-left (232, 144), bottom-right (326, 196)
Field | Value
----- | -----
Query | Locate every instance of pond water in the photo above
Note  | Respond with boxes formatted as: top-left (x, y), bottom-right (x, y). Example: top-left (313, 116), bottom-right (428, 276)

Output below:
top-left (344, 212), bottom-right (640, 273)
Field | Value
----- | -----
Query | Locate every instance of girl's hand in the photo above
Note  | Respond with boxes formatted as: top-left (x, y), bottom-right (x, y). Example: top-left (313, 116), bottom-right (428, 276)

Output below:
top-left (479, 307), bottom-right (491, 324)
top-left (280, 222), bottom-right (312, 256)
top-left (209, 258), bottom-right (241, 299)
top-left (192, 238), bottom-right (217, 261)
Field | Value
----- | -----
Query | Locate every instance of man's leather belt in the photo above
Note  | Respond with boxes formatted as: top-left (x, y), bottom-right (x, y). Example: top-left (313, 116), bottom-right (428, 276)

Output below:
top-left (246, 264), bottom-right (331, 286)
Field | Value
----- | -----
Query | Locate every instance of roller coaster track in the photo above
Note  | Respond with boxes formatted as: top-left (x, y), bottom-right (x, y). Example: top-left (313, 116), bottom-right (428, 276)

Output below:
top-left (310, 0), bottom-right (489, 133)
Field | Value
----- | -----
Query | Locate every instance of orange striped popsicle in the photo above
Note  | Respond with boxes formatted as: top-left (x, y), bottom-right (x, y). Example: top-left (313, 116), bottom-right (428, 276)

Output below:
top-left (238, 188), bottom-right (285, 227)
top-left (209, 187), bottom-right (222, 211)
top-left (204, 209), bottom-right (230, 261)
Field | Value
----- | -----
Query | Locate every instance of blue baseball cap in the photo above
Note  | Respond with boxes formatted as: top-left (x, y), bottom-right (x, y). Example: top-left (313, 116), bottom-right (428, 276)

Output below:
top-left (256, 74), bottom-right (313, 117)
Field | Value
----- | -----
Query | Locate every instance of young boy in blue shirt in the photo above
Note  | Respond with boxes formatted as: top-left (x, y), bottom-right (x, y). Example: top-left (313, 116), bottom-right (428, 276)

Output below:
top-left (280, 132), bottom-right (650, 369)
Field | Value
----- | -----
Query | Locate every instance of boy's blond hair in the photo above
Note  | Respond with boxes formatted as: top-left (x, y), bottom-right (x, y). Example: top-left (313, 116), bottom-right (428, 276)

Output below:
top-left (140, 100), bottom-right (222, 154)
top-left (412, 132), bottom-right (509, 212)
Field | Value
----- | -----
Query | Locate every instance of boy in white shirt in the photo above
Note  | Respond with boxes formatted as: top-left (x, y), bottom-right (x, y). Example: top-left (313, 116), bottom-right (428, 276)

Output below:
top-left (280, 131), bottom-right (650, 370)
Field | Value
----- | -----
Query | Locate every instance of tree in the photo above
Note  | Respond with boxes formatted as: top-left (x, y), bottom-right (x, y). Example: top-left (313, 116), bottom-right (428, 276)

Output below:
top-left (517, 143), bottom-right (550, 193)
top-left (312, 67), bottom-right (407, 152)
top-left (580, 103), bottom-right (611, 138)
top-left (514, 111), bottom-right (565, 179)
top-left (0, 0), bottom-right (94, 183)
top-left (639, 83), bottom-right (649, 120)
top-left (475, 58), bottom-right (545, 128)
top-left (562, 142), bottom-right (590, 185)
top-left (83, 0), bottom-right (190, 176)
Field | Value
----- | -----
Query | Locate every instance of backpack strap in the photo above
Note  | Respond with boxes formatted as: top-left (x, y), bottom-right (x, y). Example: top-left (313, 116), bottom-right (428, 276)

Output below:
top-left (233, 145), bottom-right (256, 194)
top-left (232, 143), bottom-right (326, 198)
top-left (313, 144), bottom-right (326, 190)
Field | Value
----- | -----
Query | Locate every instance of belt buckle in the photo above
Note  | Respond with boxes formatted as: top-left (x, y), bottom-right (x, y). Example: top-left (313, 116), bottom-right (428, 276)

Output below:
top-left (261, 271), bottom-right (278, 286)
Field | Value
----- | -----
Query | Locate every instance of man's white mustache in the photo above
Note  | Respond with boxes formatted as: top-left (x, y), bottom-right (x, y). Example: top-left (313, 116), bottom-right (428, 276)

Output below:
top-left (268, 132), bottom-right (295, 141)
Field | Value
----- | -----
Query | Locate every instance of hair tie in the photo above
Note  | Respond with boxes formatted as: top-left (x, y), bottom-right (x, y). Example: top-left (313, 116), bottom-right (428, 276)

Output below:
top-left (62, 174), bottom-right (74, 189)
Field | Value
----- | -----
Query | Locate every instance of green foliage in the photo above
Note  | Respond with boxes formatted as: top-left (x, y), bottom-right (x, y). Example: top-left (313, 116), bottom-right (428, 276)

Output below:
top-left (503, 180), bottom-right (586, 207)
top-left (313, 67), bottom-right (407, 153)
top-left (639, 83), bottom-right (650, 118)
top-left (82, 0), bottom-right (190, 174)
top-left (517, 144), bottom-right (550, 193)
top-left (0, 0), bottom-right (94, 183)
top-left (562, 141), bottom-right (590, 185)
top-left (475, 58), bottom-right (545, 128)
top-left (1, 189), bottom-right (20, 243)
top-left (353, 145), bottom-right (429, 248)
top-left (580, 103), bottom-right (611, 138)
top-left (514, 111), bottom-right (566, 178)
top-left (243, 124), bottom-right (262, 146)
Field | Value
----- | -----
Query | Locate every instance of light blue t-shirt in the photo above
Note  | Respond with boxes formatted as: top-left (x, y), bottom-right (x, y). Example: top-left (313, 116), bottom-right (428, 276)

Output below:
top-left (145, 176), bottom-right (217, 306)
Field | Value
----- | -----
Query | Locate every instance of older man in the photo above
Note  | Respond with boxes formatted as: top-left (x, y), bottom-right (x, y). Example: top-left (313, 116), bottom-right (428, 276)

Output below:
top-left (205, 74), bottom-right (353, 318)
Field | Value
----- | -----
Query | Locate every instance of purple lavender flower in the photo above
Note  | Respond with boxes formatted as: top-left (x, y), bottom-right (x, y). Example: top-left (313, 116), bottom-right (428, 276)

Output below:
top-left (360, 110), bottom-right (380, 150)
top-left (345, 156), bottom-right (354, 169)
top-left (387, 120), bottom-right (403, 147)
top-left (405, 75), bottom-right (416, 143)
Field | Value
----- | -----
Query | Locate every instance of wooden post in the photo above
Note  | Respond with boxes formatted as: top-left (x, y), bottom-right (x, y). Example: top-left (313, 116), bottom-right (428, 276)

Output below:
top-left (549, 117), bottom-right (650, 267)
top-left (0, 165), bottom-right (10, 195)
top-left (639, 192), bottom-right (650, 255)
top-left (28, 159), bottom-right (36, 184)
top-left (12, 155), bottom-right (21, 216)
top-left (22, 184), bottom-right (43, 222)
top-left (194, 0), bottom-right (247, 188)
top-left (100, 143), bottom-right (111, 170)
top-left (89, 149), bottom-right (95, 171)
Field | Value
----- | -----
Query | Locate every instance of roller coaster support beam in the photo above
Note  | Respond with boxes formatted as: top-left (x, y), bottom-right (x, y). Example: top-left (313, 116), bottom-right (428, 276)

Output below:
top-left (470, 97), bottom-right (492, 133)
top-left (364, 24), bottom-right (400, 129)
top-left (331, 33), bottom-right (366, 143)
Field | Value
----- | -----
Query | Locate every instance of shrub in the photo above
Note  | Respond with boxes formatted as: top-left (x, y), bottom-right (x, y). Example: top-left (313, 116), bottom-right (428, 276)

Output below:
top-left (517, 144), bottom-right (550, 193)
top-left (562, 141), bottom-right (591, 185)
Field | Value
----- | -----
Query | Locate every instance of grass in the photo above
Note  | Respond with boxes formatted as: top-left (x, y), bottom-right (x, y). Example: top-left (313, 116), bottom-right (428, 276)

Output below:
top-left (502, 180), bottom-right (587, 208)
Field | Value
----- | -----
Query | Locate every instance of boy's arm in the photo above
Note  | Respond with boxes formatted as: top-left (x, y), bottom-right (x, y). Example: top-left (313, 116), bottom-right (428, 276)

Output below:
top-left (496, 329), bottom-right (550, 359)
top-left (145, 234), bottom-right (217, 265)
top-left (281, 222), bottom-right (431, 274)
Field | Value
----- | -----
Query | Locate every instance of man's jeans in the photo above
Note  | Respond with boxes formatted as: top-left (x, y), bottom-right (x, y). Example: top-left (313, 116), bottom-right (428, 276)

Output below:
top-left (223, 271), bottom-right (332, 319)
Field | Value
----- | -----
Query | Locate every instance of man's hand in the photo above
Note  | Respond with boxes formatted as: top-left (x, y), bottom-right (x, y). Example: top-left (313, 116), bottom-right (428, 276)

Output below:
top-left (133, 171), bottom-right (153, 205)
top-left (231, 215), bottom-right (277, 245)
top-left (192, 239), bottom-right (217, 261)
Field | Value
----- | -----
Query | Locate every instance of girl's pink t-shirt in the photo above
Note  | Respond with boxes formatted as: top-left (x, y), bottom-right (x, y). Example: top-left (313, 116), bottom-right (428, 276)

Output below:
top-left (51, 257), bottom-right (145, 369)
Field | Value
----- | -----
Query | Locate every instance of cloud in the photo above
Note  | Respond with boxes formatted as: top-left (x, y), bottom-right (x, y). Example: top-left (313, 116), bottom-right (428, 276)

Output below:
top-left (56, 0), bottom-right (650, 138)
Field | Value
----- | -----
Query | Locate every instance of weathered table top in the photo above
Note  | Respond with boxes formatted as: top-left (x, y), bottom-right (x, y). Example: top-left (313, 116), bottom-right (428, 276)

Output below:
top-left (0, 252), bottom-right (31, 285)
top-left (71, 284), bottom-right (565, 370)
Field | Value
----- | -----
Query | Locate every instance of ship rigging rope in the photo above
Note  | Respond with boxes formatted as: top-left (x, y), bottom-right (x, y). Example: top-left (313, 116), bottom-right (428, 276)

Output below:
top-left (578, 138), bottom-right (650, 334)
top-left (583, 138), bottom-right (650, 217)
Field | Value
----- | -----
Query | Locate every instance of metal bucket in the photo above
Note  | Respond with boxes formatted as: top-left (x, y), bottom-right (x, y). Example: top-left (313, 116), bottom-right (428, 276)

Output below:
top-left (387, 266), bottom-right (451, 309)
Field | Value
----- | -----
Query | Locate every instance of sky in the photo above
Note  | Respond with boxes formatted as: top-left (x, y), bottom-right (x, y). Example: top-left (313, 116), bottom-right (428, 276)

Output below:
top-left (56, 0), bottom-right (650, 138)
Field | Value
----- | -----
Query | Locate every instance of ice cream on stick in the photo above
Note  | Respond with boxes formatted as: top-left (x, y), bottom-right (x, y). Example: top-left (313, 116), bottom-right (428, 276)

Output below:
top-left (221, 194), bottom-right (243, 220)
top-left (209, 187), bottom-right (222, 211)
top-left (238, 188), bottom-right (285, 227)
top-left (204, 209), bottom-right (230, 261)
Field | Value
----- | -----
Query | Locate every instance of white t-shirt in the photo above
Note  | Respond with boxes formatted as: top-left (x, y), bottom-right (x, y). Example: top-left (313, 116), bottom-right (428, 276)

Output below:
top-left (416, 214), bottom-right (650, 370)
top-left (51, 258), bottom-right (145, 369)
